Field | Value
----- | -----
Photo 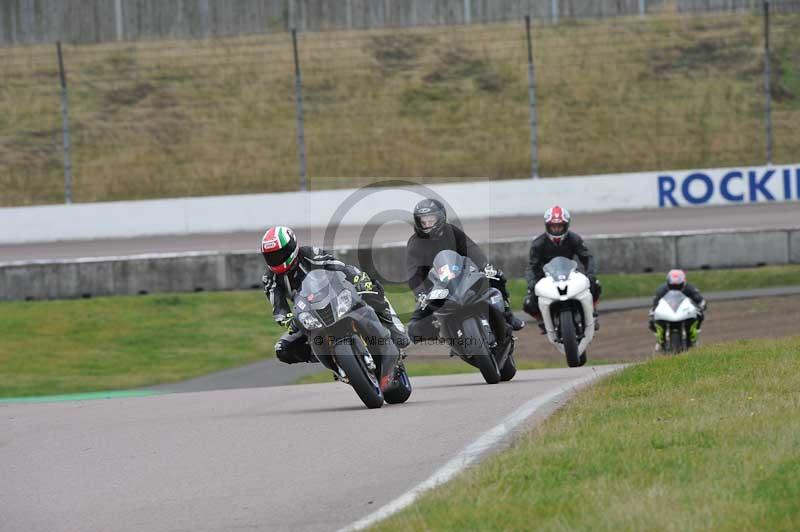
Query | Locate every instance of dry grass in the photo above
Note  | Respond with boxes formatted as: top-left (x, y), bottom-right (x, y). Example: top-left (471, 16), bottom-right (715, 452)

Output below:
top-left (1, 11), bottom-right (798, 206)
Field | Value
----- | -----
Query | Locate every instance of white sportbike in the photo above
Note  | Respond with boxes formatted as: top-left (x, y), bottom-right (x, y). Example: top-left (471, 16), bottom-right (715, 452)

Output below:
top-left (534, 257), bottom-right (596, 367)
top-left (652, 290), bottom-right (702, 353)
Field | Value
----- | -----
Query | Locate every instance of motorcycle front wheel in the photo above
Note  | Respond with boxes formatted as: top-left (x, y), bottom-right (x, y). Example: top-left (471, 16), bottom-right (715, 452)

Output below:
top-left (669, 327), bottom-right (684, 354)
top-left (559, 309), bottom-right (582, 368)
top-left (461, 317), bottom-right (500, 384)
top-left (334, 339), bottom-right (384, 409)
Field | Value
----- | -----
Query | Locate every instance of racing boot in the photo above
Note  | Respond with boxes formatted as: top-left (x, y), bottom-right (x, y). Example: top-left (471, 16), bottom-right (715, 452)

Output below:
top-left (376, 301), bottom-right (410, 349)
top-left (537, 321), bottom-right (547, 335)
top-left (593, 309), bottom-right (599, 331)
top-left (503, 301), bottom-right (525, 331)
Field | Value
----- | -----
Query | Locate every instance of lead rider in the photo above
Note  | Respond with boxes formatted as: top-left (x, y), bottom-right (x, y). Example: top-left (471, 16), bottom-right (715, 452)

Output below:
top-left (261, 226), bottom-right (409, 364)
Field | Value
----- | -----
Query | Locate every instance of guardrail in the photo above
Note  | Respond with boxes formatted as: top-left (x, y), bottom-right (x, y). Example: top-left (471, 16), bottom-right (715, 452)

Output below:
top-left (1, 228), bottom-right (798, 302)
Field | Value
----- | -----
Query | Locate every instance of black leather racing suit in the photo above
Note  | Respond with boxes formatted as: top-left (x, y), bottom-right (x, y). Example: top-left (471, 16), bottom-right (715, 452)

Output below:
top-left (523, 232), bottom-right (600, 318)
top-left (406, 224), bottom-right (513, 342)
top-left (263, 246), bottom-right (407, 364)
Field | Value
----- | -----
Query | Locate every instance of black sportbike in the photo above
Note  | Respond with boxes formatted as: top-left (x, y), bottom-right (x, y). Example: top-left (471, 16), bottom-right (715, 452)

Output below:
top-left (424, 250), bottom-right (516, 384)
top-left (294, 270), bottom-right (412, 409)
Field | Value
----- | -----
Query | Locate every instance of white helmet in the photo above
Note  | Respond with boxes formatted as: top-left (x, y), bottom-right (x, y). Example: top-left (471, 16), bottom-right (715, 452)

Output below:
top-left (544, 205), bottom-right (571, 244)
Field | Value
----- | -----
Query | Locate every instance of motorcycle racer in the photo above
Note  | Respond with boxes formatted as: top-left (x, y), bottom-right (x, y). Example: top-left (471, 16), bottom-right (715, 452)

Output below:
top-left (648, 269), bottom-right (707, 337)
top-left (405, 198), bottom-right (525, 342)
top-left (523, 205), bottom-right (601, 334)
top-left (261, 226), bottom-right (409, 364)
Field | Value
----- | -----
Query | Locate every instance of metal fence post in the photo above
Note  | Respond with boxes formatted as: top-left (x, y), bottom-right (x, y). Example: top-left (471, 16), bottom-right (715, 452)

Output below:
top-left (551, 0), bottom-right (559, 25)
top-left (291, 29), bottom-right (308, 191)
top-left (464, 0), bottom-right (471, 24)
top-left (525, 16), bottom-right (539, 179)
top-left (199, 0), bottom-right (210, 37)
top-left (56, 42), bottom-right (73, 204)
top-left (114, 0), bottom-right (124, 41)
top-left (639, 0), bottom-right (646, 16)
top-left (762, 0), bottom-right (773, 165)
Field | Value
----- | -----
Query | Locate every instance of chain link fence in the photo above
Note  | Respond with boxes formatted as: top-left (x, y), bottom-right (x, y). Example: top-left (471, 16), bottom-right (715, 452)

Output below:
top-left (0, 1), bottom-right (798, 205)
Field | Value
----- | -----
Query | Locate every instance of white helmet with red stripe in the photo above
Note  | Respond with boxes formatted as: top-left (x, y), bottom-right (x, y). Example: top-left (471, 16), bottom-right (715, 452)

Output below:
top-left (544, 205), bottom-right (571, 244)
top-left (261, 226), bottom-right (299, 274)
top-left (666, 269), bottom-right (687, 291)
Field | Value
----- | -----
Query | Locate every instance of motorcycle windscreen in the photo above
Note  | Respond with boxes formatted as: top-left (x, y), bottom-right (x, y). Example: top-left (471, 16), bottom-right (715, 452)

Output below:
top-left (428, 250), bottom-right (466, 288)
top-left (663, 290), bottom-right (688, 312)
top-left (298, 269), bottom-right (348, 309)
top-left (427, 250), bottom-right (486, 304)
top-left (543, 256), bottom-right (578, 281)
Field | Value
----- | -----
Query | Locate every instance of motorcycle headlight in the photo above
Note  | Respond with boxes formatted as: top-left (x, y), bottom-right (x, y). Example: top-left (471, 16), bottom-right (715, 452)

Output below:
top-left (336, 290), bottom-right (353, 316)
top-left (298, 311), bottom-right (323, 330)
top-left (428, 288), bottom-right (449, 300)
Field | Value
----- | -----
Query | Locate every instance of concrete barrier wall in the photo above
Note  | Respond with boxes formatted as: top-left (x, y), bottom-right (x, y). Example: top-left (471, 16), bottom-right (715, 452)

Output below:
top-left (790, 230), bottom-right (800, 265)
top-left (676, 231), bottom-right (791, 270)
top-left (2, 228), bottom-right (798, 301)
top-left (2, 163), bottom-right (798, 245)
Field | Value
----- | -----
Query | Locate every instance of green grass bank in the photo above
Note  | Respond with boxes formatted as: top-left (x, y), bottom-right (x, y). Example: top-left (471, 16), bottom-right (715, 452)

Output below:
top-left (374, 336), bottom-right (800, 531)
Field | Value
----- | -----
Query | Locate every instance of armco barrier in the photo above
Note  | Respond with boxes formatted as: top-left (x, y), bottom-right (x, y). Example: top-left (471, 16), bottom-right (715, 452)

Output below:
top-left (1, 228), bottom-right (798, 302)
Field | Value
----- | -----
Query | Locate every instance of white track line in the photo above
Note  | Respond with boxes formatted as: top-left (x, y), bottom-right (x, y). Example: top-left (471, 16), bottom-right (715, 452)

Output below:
top-left (339, 365), bottom-right (624, 532)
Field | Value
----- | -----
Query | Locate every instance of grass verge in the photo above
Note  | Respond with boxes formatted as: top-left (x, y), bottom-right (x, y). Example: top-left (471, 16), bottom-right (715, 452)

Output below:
top-left (0, 292), bottom-right (281, 398)
top-left (2, 264), bottom-right (798, 397)
top-left (372, 336), bottom-right (800, 531)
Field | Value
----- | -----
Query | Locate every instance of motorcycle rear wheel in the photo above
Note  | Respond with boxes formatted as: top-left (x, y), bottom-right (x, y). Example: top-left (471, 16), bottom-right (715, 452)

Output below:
top-left (383, 362), bottom-right (413, 404)
top-left (499, 352), bottom-right (517, 381)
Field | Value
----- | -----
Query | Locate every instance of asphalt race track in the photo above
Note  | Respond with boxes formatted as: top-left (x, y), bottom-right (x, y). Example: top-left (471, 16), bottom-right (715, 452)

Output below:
top-left (2, 203), bottom-right (798, 261)
top-left (1, 366), bottom-right (621, 532)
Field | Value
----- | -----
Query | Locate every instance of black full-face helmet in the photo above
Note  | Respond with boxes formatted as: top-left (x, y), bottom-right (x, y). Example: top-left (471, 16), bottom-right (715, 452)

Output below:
top-left (413, 199), bottom-right (447, 239)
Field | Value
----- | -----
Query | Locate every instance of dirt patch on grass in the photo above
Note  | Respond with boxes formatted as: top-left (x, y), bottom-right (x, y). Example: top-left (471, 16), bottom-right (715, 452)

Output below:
top-left (649, 34), bottom-right (755, 78)
top-left (105, 82), bottom-right (157, 107)
top-left (366, 33), bottom-right (431, 73)
top-left (422, 47), bottom-right (506, 93)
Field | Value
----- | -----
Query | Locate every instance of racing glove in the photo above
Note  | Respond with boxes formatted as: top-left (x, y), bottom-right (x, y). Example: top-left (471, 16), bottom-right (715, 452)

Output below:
top-left (278, 313), bottom-right (299, 333)
top-left (483, 264), bottom-right (500, 281)
top-left (352, 273), bottom-right (375, 294)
